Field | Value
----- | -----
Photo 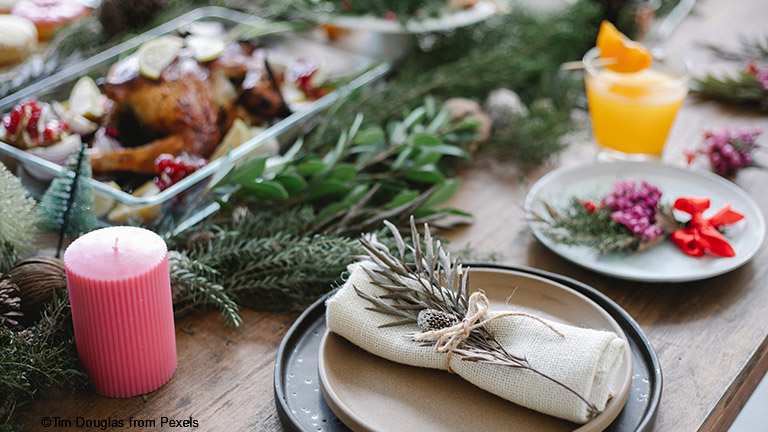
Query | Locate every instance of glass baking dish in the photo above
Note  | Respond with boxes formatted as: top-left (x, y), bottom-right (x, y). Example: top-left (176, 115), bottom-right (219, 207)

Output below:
top-left (0, 6), bottom-right (388, 234)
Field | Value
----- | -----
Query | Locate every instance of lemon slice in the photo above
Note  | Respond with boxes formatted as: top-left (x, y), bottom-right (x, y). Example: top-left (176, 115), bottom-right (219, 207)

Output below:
top-left (107, 181), bottom-right (162, 223)
top-left (209, 118), bottom-right (251, 161)
top-left (69, 76), bottom-right (104, 119)
top-left (91, 181), bottom-right (120, 217)
top-left (186, 35), bottom-right (225, 62)
top-left (137, 36), bottom-right (184, 80)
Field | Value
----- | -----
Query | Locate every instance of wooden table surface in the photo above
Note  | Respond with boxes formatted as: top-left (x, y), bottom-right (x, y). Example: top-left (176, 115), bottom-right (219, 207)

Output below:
top-left (20, 1), bottom-right (768, 431)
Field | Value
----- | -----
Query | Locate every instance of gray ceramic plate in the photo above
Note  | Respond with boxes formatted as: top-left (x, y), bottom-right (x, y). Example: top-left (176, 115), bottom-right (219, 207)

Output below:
top-left (273, 264), bottom-right (662, 432)
top-left (317, 268), bottom-right (632, 432)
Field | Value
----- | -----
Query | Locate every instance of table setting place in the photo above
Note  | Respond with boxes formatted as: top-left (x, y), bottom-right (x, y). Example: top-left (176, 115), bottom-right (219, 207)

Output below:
top-left (0, 1), bottom-right (766, 432)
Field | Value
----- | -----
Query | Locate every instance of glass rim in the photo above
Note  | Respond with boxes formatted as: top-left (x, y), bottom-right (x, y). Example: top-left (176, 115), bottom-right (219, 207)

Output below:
top-left (582, 47), bottom-right (692, 89)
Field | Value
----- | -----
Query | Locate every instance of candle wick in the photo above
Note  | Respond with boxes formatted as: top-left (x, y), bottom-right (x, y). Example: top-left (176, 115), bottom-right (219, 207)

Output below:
top-left (113, 237), bottom-right (119, 251)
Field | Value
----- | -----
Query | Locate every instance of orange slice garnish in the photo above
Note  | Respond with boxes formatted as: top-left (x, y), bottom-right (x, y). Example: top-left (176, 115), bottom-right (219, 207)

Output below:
top-left (596, 21), bottom-right (651, 73)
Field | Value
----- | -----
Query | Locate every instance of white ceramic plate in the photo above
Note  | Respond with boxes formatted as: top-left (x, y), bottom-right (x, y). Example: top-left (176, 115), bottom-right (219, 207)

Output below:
top-left (524, 162), bottom-right (766, 282)
top-left (318, 1), bottom-right (498, 34)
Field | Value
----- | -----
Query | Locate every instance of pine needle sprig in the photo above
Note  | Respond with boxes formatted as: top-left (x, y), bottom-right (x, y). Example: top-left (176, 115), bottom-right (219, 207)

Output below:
top-left (354, 217), bottom-right (597, 411)
top-left (705, 35), bottom-right (768, 63)
top-left (693, 71), bottom-right (768, 111)
top-left (0, 291), bottom-right (86, 428)
top-left (168, 251), bottom-right (241, 328)
top-left (169, 208), bottom-right (362, 314)
top-left (529, 199), bottom-right (643, 255)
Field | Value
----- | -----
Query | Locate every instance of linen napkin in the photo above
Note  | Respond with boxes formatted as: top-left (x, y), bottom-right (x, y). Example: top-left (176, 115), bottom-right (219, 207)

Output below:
top-left (326, 262), bottom-right (628, 424)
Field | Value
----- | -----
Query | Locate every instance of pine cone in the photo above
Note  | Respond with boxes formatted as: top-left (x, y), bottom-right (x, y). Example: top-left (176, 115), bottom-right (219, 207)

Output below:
top-left (0, 275), bottom-right (23, 327)
top-left (8, 256), bottom-right (66, 326)
top-left (417, 308), bottom-right (458, 332)
top-left (98, 0), bottom-right (164, 35)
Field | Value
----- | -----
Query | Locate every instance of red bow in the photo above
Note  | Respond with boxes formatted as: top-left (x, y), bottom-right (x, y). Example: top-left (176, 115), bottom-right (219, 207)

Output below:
top-left (670, 197), bottom-right (744, 257)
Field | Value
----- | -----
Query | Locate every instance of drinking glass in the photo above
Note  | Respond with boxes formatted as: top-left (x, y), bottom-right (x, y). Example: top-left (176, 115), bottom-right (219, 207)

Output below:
top-left (583, 47), bottom-right (691, 162)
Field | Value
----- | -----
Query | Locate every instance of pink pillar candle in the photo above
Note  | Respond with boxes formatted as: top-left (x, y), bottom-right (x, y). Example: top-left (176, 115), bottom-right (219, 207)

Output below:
top-left (64, 226), bottom-right (177, 398)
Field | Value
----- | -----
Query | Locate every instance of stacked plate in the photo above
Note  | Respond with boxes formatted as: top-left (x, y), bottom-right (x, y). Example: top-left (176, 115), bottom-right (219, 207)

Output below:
top-left (273, 264), bottom-right (662, 432)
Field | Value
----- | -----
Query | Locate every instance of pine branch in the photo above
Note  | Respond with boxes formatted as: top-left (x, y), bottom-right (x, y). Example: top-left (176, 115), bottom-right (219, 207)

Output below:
top-left (693, 71), bottom-right (768, 110)
top-left (530, 199), bottom-right (641, 255)
top-left (0, 291), bottom-right (86, 428)
top-left (706, 35), bottom-right (768, 63)
top-left (169, 251), bottom-right (241, 328)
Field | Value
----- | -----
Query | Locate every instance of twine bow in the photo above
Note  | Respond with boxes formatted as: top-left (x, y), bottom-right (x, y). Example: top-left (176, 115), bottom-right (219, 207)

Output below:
top-left (670, 197), bottom-right (744, 258)
top-left (413, 291), bottom-right (564, 373)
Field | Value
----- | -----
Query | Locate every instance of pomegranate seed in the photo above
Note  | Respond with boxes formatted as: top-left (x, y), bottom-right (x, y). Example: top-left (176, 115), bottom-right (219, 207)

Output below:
top-left (43, 127), bottom-right (55, 142)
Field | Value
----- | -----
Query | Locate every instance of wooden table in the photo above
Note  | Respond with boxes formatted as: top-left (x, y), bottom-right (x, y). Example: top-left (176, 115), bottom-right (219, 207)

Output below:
top-left (20, 1), bottom-right (768, 430)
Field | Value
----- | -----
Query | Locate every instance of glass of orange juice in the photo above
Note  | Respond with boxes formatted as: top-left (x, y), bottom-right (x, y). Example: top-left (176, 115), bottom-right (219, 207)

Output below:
top-left (583, 47), bottom-right (691, 162)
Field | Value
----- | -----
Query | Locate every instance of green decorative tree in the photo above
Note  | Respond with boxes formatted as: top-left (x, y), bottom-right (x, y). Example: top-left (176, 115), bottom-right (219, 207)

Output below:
top-left (0, 162), bottom-right (38, 273)
top-left (38, 143), bottom-right (98, 256)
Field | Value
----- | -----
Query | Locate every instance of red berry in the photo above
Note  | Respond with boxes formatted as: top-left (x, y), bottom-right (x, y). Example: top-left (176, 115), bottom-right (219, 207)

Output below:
top-left (43, 127), bottom-right (55, 142)
top-left (383, 10), bottom-right (396, 20)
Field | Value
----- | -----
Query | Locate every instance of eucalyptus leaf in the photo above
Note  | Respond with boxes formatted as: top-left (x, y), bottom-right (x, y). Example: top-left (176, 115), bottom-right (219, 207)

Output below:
top-left (275, 172), bottom-right (308, 192)
top-left (307, 179), bottom-right (351, 200)
top-left (405, 166), bottom-right (445, 184)
top-left (385, 189), bottom-right (419, 209)
top-left (243, 180), bottom-right (290, 200)
top-left (412, 134), bottom-right (442, 147)
top-left (353, 126), bottom-right (385, 146)
top-left (229, 157), bottom-right (267, 186)
top-left (423, 178), bottom-right (460, 208)
top-left (296, 158), bottom-right (327, 176)
top-left (330, 163), bottom-right (357, 182)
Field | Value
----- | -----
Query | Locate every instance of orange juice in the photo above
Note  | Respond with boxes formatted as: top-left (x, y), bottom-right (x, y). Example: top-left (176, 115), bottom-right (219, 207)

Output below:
top-left (583, 48), bottom-right (690, 159)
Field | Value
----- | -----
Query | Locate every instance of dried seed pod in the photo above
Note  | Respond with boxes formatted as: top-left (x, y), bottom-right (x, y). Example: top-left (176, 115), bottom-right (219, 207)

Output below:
top-left (0, 274), bottom-right (22, 327)
top-left (417, 308), bottom-right (459, 332)
top-left (8, 256), bottom-right (67, 324)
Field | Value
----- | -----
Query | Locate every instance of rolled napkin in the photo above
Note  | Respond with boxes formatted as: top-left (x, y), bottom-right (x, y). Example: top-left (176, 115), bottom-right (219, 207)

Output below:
top-left (326, 262), bottom-right (627, 424)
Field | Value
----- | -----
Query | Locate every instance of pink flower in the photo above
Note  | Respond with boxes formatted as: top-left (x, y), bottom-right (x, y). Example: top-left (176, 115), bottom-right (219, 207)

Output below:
top-left (603, 179), bottom-right (663, 239)
top-left (701, 127), bottom-right (762, 176)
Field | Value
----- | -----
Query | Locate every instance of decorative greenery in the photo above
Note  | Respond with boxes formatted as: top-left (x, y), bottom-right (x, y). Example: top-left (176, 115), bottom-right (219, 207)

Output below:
top-left (705, 36), bottom-right (768, 63)
top-left (168, 206), bottom-right (362, 318)
top-left (694, 37), bottom-right (768, 111)
top-left (309, 0), bottom-right (603, 165)
top-left (38, 143), bottom-right (98, 256)
top-left (0, 163), bottom-right (38, 274)
top-left (289, 0), bottom-right (452, 21)
top-left (530, 198), bottom-right (646, 255)
top-left (0, 291), bottom-right (87, 429)
top-left (215, 97), bottom-right (477, 236)
top-left (352, 217), bottom-right (597, 410)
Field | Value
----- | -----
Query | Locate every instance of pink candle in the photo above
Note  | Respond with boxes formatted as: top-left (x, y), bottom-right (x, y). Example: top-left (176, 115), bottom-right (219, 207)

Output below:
top-left (64, 226), bottom-right (177, 398)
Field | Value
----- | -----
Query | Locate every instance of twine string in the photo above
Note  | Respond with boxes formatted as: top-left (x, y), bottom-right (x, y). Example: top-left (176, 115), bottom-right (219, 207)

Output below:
top-left (413, 291), bottom-right (565, 373)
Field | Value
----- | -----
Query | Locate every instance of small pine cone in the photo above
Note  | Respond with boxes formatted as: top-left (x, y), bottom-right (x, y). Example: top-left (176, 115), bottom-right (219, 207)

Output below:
top-left (417, 308), bottom-right (458, 332)
top-left (0, 275), bottom-right (23, 327)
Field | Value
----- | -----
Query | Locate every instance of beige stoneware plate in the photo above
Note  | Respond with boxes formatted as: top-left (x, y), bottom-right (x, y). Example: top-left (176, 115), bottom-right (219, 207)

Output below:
top-left (318, 268), bottom-right (632, 432)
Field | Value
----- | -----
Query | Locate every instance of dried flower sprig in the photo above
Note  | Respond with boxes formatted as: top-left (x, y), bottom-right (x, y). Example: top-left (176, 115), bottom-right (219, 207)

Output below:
top-left (354, 217), bottom-right (597, 411)
top-left (685, 127), bottom-right (764, 177)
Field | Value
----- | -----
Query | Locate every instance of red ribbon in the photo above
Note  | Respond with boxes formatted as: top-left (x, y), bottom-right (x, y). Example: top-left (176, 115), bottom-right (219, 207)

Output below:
top-left (670, 197), bottom-right (744, 257)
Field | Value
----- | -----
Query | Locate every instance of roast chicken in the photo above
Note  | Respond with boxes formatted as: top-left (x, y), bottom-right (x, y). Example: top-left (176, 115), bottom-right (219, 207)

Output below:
top-left (89, 42), bottom-right (290, 175)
